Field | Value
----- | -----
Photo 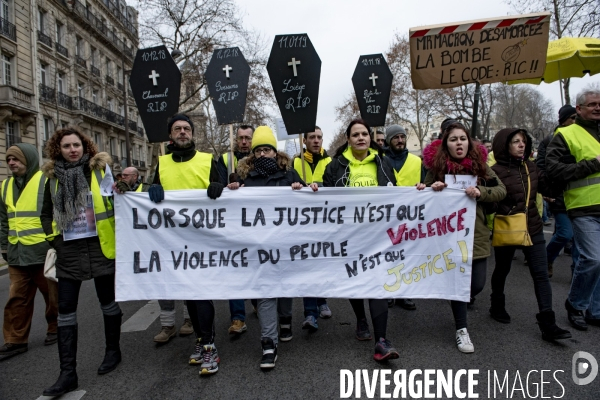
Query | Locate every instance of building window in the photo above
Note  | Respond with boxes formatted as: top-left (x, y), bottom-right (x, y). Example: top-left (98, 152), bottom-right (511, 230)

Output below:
top-left (6, 121), bottom-right (18, 147)
top-left (92, 90), bottom-right (98, 103)
top-left (119, 103), bottom-right (124, 116)
top-left (75, 36), bottom-right (83, 57)
top-left (121, 140), bottom-right (127, 159)
top-left (110, 137), bottom-right (117, 155)
top-left (117, 66), bottom-right (122, 84)
top-left (1, 0), bottom-right (10, 22)
top-left (1, 54), bottom-right (12, 85)
top-left (40, 63), bottom-right (47, 85)
top-left (107, 97), bottom-right (113, 111)
top-left (77, 82), bottom-right (84, 98)
top-left (38, 8), bottom-right (46, 34)
top-left (43, 117), bottom-right (52, 141)
top-left (57, 73), bottom-right (64, 93)
top-left (55, 22), bottom-right (64, 45)
top-left (94, 132), bottom-right (103, 151)
top-left (106, 58), bottom-right (111, 77)
top-left (91, 47), bottom-right (97, 66)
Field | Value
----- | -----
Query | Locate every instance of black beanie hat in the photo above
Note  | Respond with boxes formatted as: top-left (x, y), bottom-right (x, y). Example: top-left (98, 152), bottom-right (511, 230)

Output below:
top-left (440, 118), bottom-right (458, 133)
top-left (167, 114), bottom-right (194, 133)
top-left (558, 105), bottom-right (576, 125)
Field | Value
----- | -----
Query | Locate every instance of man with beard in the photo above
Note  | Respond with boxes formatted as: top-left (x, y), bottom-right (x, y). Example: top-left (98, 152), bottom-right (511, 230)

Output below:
top-left (149, 114), bottom-right (223, 375)
top-left (383, 124), bottom-right (425, 311)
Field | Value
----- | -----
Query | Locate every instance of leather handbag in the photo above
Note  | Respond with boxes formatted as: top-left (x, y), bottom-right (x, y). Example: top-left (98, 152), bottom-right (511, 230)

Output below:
top-left (44, 248), bottom-right (58, 282)
top-left (492, 164), bottom-right (533, 247)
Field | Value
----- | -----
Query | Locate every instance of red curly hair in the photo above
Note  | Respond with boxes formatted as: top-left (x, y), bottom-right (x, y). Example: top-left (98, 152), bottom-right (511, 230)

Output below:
top-left (423, 123), bottom-right (488, 183)
top-left (44, 126), bottom-right (98, 161)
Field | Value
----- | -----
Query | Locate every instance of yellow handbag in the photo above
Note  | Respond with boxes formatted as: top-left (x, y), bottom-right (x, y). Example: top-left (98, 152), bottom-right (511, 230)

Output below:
top-left (492, 164), bottom-right (533, 247)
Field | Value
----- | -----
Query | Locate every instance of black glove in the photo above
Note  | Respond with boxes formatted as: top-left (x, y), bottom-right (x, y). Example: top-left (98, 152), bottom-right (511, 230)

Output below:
top-left (207, 182), bottom-right (224, 200)
top-left (115, 181), bottom-right (130, 193)
top-left (148, 184), bottom-right (164, 203)
top-left (1, 252), bottom-right (7, 262)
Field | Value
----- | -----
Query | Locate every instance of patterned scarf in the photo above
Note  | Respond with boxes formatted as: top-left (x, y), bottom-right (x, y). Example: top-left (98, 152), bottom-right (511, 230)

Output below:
top-left (254, 156), bottom-right (279, 177)
top-left (52, 154), bottom-right (90, 231)
top-left (303, 148), bottom-right (324, 164)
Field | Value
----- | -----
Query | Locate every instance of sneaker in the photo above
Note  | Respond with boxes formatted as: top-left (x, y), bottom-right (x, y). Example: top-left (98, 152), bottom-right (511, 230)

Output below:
top-left (260, 338), bottom-right (277, 369)
top-left (44, 332), bottom-right (58, 346)
top-left (279, 317), bottom-right (293, 342)
top-left (455, 328), bottom-right (474, 353)
top-left (189, 339), bottom-right (203, 364)
top-left (0, 343), bottom-right (28, 359)
top-left (302, 315), bottom-right (319, 331)
top-left (319, 304), bottom-right (332, 319)
top-left (397, 299), bottom-right (416, 310)
top-left (228, 320), bottom-right (247, 335)
top-left (179, 319), bottom-right (194, 336)
top-left (373, 338), bottom-right (399, 361)
top-left (356, 318), bottom-right (372, 341)
top-left (198, 343), bottom-right (219, 375)
top-left (154, 325), bottom-right (177, 343)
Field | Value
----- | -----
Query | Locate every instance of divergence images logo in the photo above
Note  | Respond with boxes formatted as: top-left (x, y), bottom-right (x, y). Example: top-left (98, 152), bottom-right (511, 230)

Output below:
top-left (572, 351), bottom-right (598, 386)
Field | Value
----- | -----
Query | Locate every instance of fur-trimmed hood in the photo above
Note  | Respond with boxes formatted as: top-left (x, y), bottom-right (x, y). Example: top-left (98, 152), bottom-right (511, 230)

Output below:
top-left (236, 151), bottom-right (292, 180)
top-left (422, 139), bottom-right (488, 169)
top-left (41, 152), bottom-right (113, 179)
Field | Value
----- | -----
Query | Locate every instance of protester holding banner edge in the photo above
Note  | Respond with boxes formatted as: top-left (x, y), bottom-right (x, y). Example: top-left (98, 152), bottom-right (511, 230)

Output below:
top-left (39, 127), bottom-right (122, 396)
top-left (489, 128), bottom-right (571, 342)
top-left (149, 113), bottom-right (223, 375)
top-left (419, 122), bottom-right (506, 353)
top-left (322, 118), bottom-right (399, 362)
top-left (228, 125), bottom-right (316, 369)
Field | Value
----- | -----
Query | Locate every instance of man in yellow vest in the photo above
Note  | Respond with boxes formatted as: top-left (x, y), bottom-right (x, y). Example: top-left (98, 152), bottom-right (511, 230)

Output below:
top-left (0, 143), bottom-right (58, 360)
top-left (216, 125), bottom-right (253, 185)
top-left (148, 114), bottom-right (223, 375)
top-left (384, 124), bottom-right (424, 311)
top-left (115, 167), bottom-right (149, 193)
top-left (546, 89), bottom-right (600, 331)
top-left (292, 126), bottom-right (333, 328)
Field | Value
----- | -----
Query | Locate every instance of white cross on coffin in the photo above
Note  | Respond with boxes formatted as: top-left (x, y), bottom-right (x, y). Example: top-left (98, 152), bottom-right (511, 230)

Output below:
top-left (369, 73), bottom-right (378, 86)
top-left (223, 65), bottom-right (232, 78)
top-left (148, 70), bottom-right (160, 86)
top-left (288, 58), bottom-right (301, 77)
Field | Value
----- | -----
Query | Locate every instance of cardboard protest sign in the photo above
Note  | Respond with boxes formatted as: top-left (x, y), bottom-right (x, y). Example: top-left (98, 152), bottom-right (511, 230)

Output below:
top-left (267, 34), bottom-right (321, 135)
top-left (129, 45), bottom-right (182, 142)
top-left (204, 47), bottom-right (251, 125)
top-left (351, 54), bottom-right (393, 128)
top-left (409, 12), bottom-right (551, 90)
top-left (114, 187), bottom-right (475, 302)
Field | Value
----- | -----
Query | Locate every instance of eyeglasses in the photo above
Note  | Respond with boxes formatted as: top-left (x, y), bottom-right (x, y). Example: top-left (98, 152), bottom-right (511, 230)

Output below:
top-left (254, 147), bottom-right (273, 156)
top-left (580, 102), bottom-right (600, 109)
top-left (172, 126), bottom-right (192, 133)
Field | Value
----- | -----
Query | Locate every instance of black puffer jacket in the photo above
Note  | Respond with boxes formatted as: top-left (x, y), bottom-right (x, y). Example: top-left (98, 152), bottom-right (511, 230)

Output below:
top-left (491, 129), bottom-right (545, 236)
top-left (40, 152), bottom-right (115, 281)
top-left (237, 152), bottom-right (305, 187)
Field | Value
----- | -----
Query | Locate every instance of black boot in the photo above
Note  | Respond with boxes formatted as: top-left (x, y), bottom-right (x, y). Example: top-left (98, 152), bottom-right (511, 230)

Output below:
top-left (489, 293), bottom-right (511, 323)
top-left (536, 310), bottom-right (572, 341)
top-left (43, 325), bottom-right (78, 396)
top-left (98, 313), bottom-right (122, 375)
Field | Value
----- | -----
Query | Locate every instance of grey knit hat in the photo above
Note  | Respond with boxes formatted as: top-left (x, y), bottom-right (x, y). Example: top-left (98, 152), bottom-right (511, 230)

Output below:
top-left (385, 124), bottom-right (407, 145)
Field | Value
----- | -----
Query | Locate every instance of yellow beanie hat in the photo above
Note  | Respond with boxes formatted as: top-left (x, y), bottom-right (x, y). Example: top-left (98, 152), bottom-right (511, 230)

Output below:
top-left (251, 126), bottom-right (278, 152)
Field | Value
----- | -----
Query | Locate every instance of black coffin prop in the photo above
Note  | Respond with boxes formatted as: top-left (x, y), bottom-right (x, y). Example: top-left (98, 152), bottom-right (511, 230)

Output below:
top-left (267, 34), bottom-right (321, 135)
top-left (204, 47), bottom-right (251, 125)
top-left (129, 45), bottom-right (182, 143)
top-left (351, 54), bottom-right (393, 128)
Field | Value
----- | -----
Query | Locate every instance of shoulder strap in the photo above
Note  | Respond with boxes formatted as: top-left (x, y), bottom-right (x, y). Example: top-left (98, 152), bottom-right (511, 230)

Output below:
top-left (524, 163), bottom-right (531, 211)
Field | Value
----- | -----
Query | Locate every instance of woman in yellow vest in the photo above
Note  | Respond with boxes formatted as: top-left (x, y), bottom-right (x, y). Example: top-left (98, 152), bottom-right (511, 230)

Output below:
top-left (419, 122), bottom-right (506, 353)
top-left (322, 118), bottom-right (399, 362)
top-left (40, 127), bottom-right (120, 397)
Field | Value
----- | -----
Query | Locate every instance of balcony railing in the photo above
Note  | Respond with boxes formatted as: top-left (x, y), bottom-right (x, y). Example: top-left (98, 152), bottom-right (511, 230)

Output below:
top-left (37, 31), bottom-right (52, 47)
top-left (112, 155), bottom-right (119, 164)
top-left (140, 161), bottom-right (146, 168)
top-left (57, 92), bottom-right (72, 109)
top-left (56, 42), bottom-right (68, 57)
top-left (106, 75), bottom-right (114, 85)
top-left (76, 56), bottom-right (87, 68)
top-left (132, 159), bottom-right (139, 166)
top-left (129, 120), bottom-right (137, 131)
top-left (39, 84), bottom-right (55, 103)
top-left (91, 65), bottom-right (101, 77)
top-left (137, 127), bottom-right (145, 137)
top-left (102, 0), bottom-right (138, 38)
top-left (0, 17), bottom-right (16, 42)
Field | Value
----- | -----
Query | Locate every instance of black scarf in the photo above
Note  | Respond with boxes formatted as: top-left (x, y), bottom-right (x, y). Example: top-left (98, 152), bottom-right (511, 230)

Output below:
top-left (52, 154), bottom-right (90, 231)
top-left (254, 156), bottom-right (279, 177)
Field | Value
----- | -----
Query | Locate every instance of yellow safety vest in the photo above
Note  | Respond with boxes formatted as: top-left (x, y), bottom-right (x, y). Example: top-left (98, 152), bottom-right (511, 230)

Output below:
top-left (135, 183), bottom-right (144, 193)
top-left (50, 169), bottom-right (115, 259)
top-left (294, 156), bottom-right (332, 184)
top-left (394, 153), bottom-right (422, 187)
top-left (557, 124), bottom-right (600, 210)
top-left (222, 153), bottom-right (239, 170)
top-left (159, 152), bottom-right (213, 190)
top-left (1, 171), bottom-right (51, 245)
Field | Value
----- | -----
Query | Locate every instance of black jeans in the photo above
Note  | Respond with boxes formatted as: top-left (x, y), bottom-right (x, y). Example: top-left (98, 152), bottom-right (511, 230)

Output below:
top-left (450, 258), bottom-right (488, 330)
top-left (186, 300), bottom-right (215, 344)
top-left (349, 299), bottom-right (388, 340)
top-left (491, 232), bottom-right (552, 313)
top-left (58, 274), bottom-right (116, 315)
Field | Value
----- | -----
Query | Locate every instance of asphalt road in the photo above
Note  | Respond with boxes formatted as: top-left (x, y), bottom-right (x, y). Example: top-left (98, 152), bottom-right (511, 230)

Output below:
top-left (0, 229), bottom-right (599, 400)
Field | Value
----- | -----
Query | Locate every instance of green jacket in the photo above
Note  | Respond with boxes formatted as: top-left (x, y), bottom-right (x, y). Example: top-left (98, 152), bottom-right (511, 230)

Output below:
top-left (0, 143), bottom-right (51, 266)
top-left (424, 165), bottom-right (506, 260)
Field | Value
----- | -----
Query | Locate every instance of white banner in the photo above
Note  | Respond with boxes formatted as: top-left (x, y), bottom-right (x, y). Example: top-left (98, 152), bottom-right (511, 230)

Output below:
top-left (114, 187), bottom-right (476, 301)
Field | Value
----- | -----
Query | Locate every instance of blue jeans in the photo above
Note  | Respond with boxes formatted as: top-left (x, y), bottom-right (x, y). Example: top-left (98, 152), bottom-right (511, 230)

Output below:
top-left (569, 216), bottom-right (600, 319)
top-left (229, 300), bottom-right (246, 322)
top-left (546, 212), bottom-right (580, 266)
top-left (303, 298), bottom-right (319, 318)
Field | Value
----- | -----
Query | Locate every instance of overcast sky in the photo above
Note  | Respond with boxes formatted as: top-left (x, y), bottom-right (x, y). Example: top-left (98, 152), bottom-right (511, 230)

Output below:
top-left (240, 0), bottom-right (600, 148)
